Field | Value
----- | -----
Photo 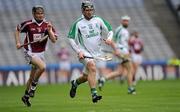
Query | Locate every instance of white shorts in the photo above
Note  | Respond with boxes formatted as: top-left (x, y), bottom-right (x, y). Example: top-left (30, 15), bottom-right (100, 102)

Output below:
top-left (79, 58), bottom-right (107, 75)
top-left (131, 53), bottom-right (143, 64)
top-left (24, 50), bottom-right (45, 65)
top-left (79, 58), bottom-right (94, 75)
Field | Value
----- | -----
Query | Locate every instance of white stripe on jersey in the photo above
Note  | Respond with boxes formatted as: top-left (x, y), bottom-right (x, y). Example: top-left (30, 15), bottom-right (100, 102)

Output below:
top-left (19, 21), bottom-right (33, 32)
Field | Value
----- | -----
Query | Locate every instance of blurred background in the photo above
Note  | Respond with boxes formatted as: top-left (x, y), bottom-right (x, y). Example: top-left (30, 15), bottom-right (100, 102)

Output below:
top-left (0, 0), bottom-right (179, 86)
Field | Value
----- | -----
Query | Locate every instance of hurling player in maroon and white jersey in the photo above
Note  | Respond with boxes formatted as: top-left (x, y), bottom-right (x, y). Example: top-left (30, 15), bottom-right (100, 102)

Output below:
top-left (129, 31), bottom-right (144, 85)
top-left (14, 5), bottom-right (57, 107)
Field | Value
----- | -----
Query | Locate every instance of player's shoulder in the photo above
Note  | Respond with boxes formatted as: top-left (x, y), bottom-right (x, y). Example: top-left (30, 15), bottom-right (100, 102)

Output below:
top-left (93, 15), bottom-right (104, 20)
top-left (117, 25), bottom-right (123, 29)
top-left (73, 16), bottom-right (84, 24)
top-left (68, 16), bottom-right (84, 31)
top-left (44, 21), bottom-right (49, 24)
top-left (21, 19), bottom-right (33, 24)
top-left (93, 15), bottom-right (101, 18)
top-left (93, 15), bottom-right (110, 25)
top-left (115, 25), bottom-right (123, 32)
top-left (43, 19), bottom-right (51, 24)
top-left (19, 19), bottom-right (33, 28)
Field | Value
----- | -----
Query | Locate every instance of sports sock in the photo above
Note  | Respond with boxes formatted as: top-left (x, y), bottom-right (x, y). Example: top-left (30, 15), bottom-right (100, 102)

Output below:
top-left (76, 79), bottom-right (81, 85)
top-left (101, 77), bottom-right (106, 82)
top-left (128, 86), bottom-right (135, 91)
top-left (24, 90), bottom-right (30, 98)
top-left (91, 88), bottom-right (97, 96)
top-left (73, 79), bottom-right (81, 88)
top-left (30, 81), bottom-right (38, 90)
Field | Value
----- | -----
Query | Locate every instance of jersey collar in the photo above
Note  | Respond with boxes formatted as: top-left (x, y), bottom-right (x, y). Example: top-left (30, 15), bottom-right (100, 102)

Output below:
top-left (81, 15), bottom-right (95, 20)
top-left (32, 18), bottom-right (46, 26)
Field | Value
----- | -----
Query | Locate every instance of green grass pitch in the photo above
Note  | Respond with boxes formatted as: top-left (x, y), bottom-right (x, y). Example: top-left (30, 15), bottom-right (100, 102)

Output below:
top-left (0, 79), bottom-right (179, 112)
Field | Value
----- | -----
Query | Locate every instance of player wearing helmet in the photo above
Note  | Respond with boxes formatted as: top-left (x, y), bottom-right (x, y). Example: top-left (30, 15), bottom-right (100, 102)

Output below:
top-left (15, 5), bottom-right (58, 107)
top-left (98, 15), bottom-right (136, 95)
top-left (68, 1), bottom-right (113, 103)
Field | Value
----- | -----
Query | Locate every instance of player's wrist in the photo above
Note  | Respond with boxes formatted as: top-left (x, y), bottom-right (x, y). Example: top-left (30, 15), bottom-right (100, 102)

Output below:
top-left (47, 29), bottom-right (53, 33)
top-left (77, 51), bottom-right (82, 55)
top-left (16, 42), bottom-right (21, 45)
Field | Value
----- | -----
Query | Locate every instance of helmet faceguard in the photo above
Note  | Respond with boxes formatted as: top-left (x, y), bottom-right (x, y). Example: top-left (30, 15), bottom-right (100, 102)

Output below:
top-left (32, 5), bottom-right (45, 23)
top-left (32, 5), bottom-right (44, 13)
top-left (81, 1), bottom-right (94, 11)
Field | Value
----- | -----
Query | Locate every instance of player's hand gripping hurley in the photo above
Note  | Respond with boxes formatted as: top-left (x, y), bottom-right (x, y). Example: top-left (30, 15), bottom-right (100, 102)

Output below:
top-left (84, 55), bottom-right (112, 61)
top-left (78, 50), bottom-right (112, 61)
top-left (101, 38), bottom-right (131, 61)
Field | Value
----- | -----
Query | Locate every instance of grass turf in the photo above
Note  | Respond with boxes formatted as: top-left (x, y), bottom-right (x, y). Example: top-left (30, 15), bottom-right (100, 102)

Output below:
top-left (0, 79), bottom-right (180, 112)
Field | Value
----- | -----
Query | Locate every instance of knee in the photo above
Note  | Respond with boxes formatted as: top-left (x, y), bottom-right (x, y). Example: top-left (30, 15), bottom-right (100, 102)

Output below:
top-left (39, 64), bottom-right (46, 72)
top-left (87, 61), bottom-right (96, 73)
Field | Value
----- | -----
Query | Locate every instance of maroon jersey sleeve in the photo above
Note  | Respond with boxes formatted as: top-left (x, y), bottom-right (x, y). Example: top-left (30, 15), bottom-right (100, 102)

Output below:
top-left (16, 20), bottom-right (32, 33)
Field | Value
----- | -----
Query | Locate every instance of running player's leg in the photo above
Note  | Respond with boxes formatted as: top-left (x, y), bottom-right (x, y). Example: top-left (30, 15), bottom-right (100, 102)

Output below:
top-left (106, 64), bottom-right (124, 80)
top-left (32, 56), bottom-right (46, 81)
top-left (120, 47), bottom-right (136, 94)
top-left (26, 66), bottom-right (37, 91)
top-left (69, 58), bottom-right (90, 98)
top-left (123, 61), bottom-right (136, 94)
top-left (70, 74), bottom-right (87, 98)
top-left (131, 54), bottom-right (143, 85)
top-left (21, 52), bottom-right (37, 106)
top-left (86, 60), bottom-right (102, 103)
top-left (98, 46), bottom-right (131, 90)
top-left (28, 56), bottom-right (46, 97)
top-left (21, 68), bottom-right (36, 107)
top-left (98, 64), bottom-right (124, 90)
top-left (132, 61), bottom-right (138, 85)
top-left (69, 58), bottom-right (102, 102)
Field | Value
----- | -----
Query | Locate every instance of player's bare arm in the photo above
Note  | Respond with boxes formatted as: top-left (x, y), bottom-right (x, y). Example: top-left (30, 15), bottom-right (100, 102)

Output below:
top-left (14, 30), bottom-right (21, 49)
top-left (47, 22), bottom-right (57, 43)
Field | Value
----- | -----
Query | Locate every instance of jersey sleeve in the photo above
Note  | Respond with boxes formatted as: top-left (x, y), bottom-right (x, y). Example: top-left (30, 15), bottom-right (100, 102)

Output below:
top-left (68, 20), bottom-right (82, 54)
top-left (97, 16), bottom-right (112, 32)
top-left (16, 21), bottom-right (28, 33)
top-left (68, 21), bottom-right (78, 39)
top-left (113, 26), bottom-right (121, 42)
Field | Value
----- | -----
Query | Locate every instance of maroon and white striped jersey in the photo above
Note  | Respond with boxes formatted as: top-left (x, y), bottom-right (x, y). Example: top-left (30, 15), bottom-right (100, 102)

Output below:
top-left (17, 19), bottom-right (57, 52)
